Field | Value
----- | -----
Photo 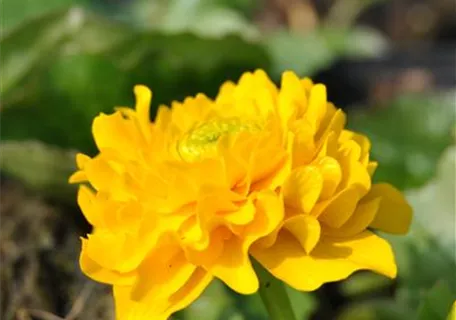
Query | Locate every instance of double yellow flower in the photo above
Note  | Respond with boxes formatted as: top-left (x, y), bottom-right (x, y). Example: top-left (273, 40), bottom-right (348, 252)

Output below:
top-left (70, 70), bottom-right (412, 319)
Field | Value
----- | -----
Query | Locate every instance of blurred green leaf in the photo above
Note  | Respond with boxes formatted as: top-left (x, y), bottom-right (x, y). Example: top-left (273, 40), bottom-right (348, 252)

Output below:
top-left (1, 8), bottom-right (75, 96)
top-left (337, 299), bottom-right (413, 320)
top-left (417, 281), bottom-right (456, 320)
top-left (0, 7), bottom-right (133, 99)
top-left (406, 145), bottom-right (456, 261)
top-left (348, 92), bottom-right (456, 190)
top-left (340, 272), bottom-right (392, 297)
top-left (264, 29), bottom-right (335, 78)
top-left (132, 0), bottom-right (258, 39)
top-left (380, 145), bottom-right (456, 315)
top-left (1, 54), bottom-right (127, 154)
top-left (0, 141), bottom-right (77, 201)
top-left (286, 286), bottom-right (317, 320)
top-left (181, 280), bottom-right (234, 320)
top-left (264, 26), bottom-right (389, 78)
top-left (1, 0), bottom-right (87, 32)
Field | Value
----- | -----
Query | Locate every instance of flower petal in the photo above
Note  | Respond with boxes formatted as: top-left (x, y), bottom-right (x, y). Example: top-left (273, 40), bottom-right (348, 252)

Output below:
top-left (132, 247), bottom-right (195, 301)
top-left (134, 85), bottom-right (152, 123)
top-left (323, 196), bottom-right (381, 237)
top-left (252, 230), bottom-right (396, 291)
top-left (368, 183), bottom-right (413, 234)
top-left (283, 166), bottom-right (323, 214)
top-left (68, 170), bottom-right (87, 183)
top-left (92, 112), bottom-right (142, 156)
top-left (278, 71), bottom-right (304, 126)
top-left (208, 190), bottom-right (284, 294)
top-left (76, 153), bottom-right (91, 169)
top-left (314, 186), bottom-right (360, 228)
top-left (314, 156), bottom-right (342, 200)
top-left (80, 238), bottom-right (136, 286)
top-left (283, 215), bottom-right (321, 254)
top-left (113, 267), bottom-right (212, 320)
top-left (290, 119), bottom-right (317, 166)
top-left (77, 185), bottom-right (101, 226)
top-left (208, 237), bottom-right (259, 294)
top-left (306, 84), bottom-right (327, 130)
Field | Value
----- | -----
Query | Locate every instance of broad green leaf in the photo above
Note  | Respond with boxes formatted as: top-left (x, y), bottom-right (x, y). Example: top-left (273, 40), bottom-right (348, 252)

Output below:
top-left (0, 141), bottom-right (77, 201)
top-left (417, 281), bottom-right (456, 320)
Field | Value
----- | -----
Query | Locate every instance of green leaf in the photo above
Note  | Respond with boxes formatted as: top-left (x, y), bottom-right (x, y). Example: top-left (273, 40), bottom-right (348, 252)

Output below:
top-left (1, 54), bottom-right (128, 154)
top-left (340, 272), bottom-right (392, 297)
top-left (264, 29), bottom-right (335, 78)
top-left (286, 286), bottom-right (317, 320)
top-left (1, 0), bottom-right (87, 32)
top-left (417, 281), bottom-right (456, 320)
top-left (1, 8), bottom-right (74, 96)
top-left (0, 7), bottom-right (133, 99)
top-left (377, 142), bottom-right (456, 315)
top-left (337, 299), bottom-right (413, 320)
top-left (181, 280), bottom-right (234, 320)
top-left (406, 145), bottom-right (456, 261)
top-left (264, 26), bottom-right (390, 79)
top-left (348, 92), bottom-right (456, 190)
top-left (0, 141), bottom-right (77, 201)
top-left (132, 0), bottom-right (258, 39)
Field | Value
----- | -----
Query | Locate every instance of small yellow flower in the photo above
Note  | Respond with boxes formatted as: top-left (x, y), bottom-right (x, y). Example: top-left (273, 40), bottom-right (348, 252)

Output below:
top-left (70, 70), bottom-right (412, 319)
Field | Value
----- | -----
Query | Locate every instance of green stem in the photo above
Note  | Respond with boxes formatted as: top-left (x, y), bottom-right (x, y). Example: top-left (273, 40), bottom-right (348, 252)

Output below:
top-left (253, 259), bottom-right (297, 320)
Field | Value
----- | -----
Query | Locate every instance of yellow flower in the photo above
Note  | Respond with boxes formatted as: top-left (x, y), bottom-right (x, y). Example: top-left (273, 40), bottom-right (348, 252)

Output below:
top-left (70, 70), bottom-right (412, 319)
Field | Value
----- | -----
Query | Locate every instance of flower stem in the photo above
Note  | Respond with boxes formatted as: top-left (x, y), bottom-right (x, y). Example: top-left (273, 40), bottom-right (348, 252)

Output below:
top-left (253, 259), bottom-right (297, 320)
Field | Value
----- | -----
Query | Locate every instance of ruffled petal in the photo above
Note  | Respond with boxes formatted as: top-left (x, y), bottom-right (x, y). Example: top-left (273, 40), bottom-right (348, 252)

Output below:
top-left (80, 238), bottom-right (136, 286)
top-left (77, 185), bottom-right (102, 226)
top-left (306, 84), bottom-right (327, 130)
top-left (92, 112), bottom-right (142, 156)
top-left (208, 190), bottom-right (284, 294)
top-left (314, 156), bottom-right (342, 200)
top-left (368, 183), bottom-right (413, 234)
top-left (208, 237), bottom-right (259, 294)
top-left (252, 230), bottom-right (396, 291)
top-left (133, 86), bottom-right (151, 123)
top-left (283, 215), bottom-right (321, 254)
top-left (68, 170), bottom-right (87, 183)
top-left (323, 196), bottom-right (381, 237)
top-left (283, 166), bottom-right (323, 214)
top-left (314, 186), bottom-right (360, 228)
top-left (113, 267), bottom-right (212, 320)
top-left (132, 247), bottom-right (195, 301)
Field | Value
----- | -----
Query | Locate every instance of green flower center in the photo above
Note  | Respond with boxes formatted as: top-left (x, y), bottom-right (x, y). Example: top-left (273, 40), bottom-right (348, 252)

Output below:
top-left (177, 118), bottom-right (260, 161)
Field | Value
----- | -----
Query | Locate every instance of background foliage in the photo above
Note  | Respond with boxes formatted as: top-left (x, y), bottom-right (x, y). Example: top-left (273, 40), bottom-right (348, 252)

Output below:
top-left (1, 0), bottom-right (455, 319)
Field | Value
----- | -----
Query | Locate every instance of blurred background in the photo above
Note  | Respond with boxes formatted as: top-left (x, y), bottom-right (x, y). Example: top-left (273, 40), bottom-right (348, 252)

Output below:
top-left (1, 0), bottom-right (455, 319)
